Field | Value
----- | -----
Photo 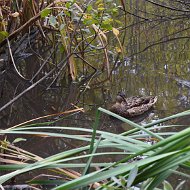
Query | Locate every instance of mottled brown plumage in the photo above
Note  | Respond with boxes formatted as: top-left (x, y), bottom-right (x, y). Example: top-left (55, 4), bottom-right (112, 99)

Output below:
top-left (110, 92), bottom-right (157, 118)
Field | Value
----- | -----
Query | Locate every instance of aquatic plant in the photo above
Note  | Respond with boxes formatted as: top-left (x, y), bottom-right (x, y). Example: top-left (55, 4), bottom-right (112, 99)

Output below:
top-left (0, 107), bottom-right (190, 189)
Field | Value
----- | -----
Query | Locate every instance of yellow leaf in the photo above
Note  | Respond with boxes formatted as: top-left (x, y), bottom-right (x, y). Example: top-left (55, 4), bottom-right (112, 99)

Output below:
top-left (98, 7), bottom-right (105, 11)
top-left (11, 12), bottom-right (19, 17)
top-left (112, 27), bottom-right (119, 36)
top-left (69, 55), bottom-right (77, 81)
top-left (115, 47), bottom-right (121, 53)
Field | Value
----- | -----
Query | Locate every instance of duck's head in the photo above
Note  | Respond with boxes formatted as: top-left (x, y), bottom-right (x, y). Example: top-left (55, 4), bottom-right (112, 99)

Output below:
top-left (116, 92), bottom-right (126, 103)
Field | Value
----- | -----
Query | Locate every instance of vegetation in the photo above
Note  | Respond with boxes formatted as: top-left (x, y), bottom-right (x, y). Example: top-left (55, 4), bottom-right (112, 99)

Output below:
top-left (0, 107), bottom-right (190, 189)
top-left (0, 0), bottom-right (190, 189)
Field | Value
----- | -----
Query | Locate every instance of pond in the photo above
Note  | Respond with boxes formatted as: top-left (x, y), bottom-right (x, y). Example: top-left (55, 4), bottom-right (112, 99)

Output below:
top-left (0, 0), bottom-right (190, 189)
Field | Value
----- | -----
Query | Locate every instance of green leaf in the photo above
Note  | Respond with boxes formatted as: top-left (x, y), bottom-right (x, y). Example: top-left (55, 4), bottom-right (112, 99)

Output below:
top-left (59, 44), bottom-right (65, 53)
top-left (101, 23), bottom-right (112, 30)
top-left (65, 2), bottom-right (71, 9)
top-left (40, 8), bottom-right (51, 18)
top-left (163, 180), bottom-right (173, 190)
top-left (12, 138), bottom-right (26, 144)
top-left (53, 152), bottom-right (178, 189)
top-left (83, 18), bottom-right (97, 25)
top-left (87, 5), bottom-right (92, 11)
top-left (0, 31), bottom-right (9, 37)
top-left (64, 10), bottom-right (71, 17)
top-left (120, 176), bottom-right (126, 187)
top-left (98, 7), bottom-right (105, 11)
top-left (111, 7), bottom-right (118, 13)
top-left (127, 166), bottom-right (138, 187)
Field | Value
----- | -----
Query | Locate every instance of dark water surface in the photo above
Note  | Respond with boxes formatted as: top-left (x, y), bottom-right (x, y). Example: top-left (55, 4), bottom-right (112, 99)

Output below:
top-left (1, 50), bottom-right (190, 188)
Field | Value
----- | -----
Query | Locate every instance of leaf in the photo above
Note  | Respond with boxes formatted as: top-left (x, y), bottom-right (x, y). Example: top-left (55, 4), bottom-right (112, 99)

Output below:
top-left (111, 8), bottom-right (118, 13)
top-left (115, 19), bottom-right (123, 25)
top-left (102, 23), bottom-right (112, 31)
top-left (59, 24), bottom-right (65, 31)
top-left (68, 55), bottom-right (77, 81)
top-left (115, 46), bottom-right (122, 53)
top-left (59, 45), bottom-right (64, 53)
top-left (12, 138), bottom-right (26, 144)
top-left (98, 7), bottom-right (105, 11)
top-left (49, 15), bottom-right (57, 27)
top-left (127, 166), bottom-right (138, 187)
top-left (81, 28), bottom-right (90, 33)
top-left (64, 10), bottom-right (71, 17)
top-left (41, 8), bottom-right (51, 18)
top-left (120, 176), bottom-right (126, 187)
top-left (112, 27), bottom-right (119, 36)
top-left (0, 31), bottom-right (9, 37)
top-left (87, 5), bottom-right (92, 11)
top-left (65, 2), bottom-right (71, 9)
top-left (163, 180), bottom-right (174, 190)
top-left (11, 12), bottom-right (19, 17)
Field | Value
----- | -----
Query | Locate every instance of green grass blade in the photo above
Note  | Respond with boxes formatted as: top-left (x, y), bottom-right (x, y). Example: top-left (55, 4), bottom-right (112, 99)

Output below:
top-left (98, 107), bottom-right (163, 140)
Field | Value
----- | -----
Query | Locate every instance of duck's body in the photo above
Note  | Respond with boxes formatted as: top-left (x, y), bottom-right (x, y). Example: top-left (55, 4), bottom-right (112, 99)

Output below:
top-left (110, 93), bottom-right (157, 118)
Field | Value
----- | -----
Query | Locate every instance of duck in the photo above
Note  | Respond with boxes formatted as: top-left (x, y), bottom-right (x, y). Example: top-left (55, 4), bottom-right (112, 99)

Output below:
top-left (110, 92), bottom-right (157, 118)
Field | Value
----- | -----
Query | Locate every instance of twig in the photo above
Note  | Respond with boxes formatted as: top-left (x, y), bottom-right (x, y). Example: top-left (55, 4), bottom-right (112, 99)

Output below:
top-left (9, 107), bottom-right (84, 129)
top-left (7, 39), bottom-right (28, 80)
top-left (0, 7), bottom-right (27, 80)
top-left (145, 0), bottom-right (190, 12)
